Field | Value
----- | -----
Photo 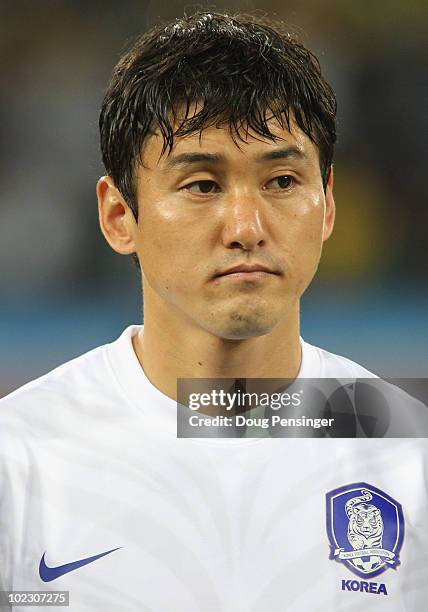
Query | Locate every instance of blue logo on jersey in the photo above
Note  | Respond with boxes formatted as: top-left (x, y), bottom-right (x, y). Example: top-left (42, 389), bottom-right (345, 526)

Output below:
top-left (326, 483), bottom-right (404, 579)
top-left (39, 547), bottom-right (121, 582)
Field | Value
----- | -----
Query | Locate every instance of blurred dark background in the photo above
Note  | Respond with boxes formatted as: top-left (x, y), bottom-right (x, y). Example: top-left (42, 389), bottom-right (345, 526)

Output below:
top-left (1, 0), bottom-right (427, 394)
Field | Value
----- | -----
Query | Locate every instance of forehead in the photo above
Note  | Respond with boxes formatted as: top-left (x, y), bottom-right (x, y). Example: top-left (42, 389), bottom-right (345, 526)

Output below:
top-left (141, 113), bottom-right (320, 169)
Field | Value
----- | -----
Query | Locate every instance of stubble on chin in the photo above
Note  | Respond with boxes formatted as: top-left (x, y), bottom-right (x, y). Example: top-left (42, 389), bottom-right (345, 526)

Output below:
top-left (209, 306), bottom-right (279, 340)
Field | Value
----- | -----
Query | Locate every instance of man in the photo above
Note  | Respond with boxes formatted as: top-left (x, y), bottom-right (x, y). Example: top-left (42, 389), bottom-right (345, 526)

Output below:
top-left (0, 11), bottom-right (426, 611)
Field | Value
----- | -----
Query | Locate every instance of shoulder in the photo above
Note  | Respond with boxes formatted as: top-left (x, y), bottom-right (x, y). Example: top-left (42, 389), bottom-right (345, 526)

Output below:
top-left (300, 338), bottom-right (377, 378)
top-left (317, 345), bottom-right (377, 378)
top-left (0, 326), bottom-right (142, 489)
top-left (0, 340), bottom-right (116, 433)
top-left (0, 325), bottom-right (143, 440)
top-left (300, 340), bottom-right (428, 436)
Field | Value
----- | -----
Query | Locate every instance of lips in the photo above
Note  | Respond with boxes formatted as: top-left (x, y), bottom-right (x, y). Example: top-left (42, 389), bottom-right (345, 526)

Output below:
top-left (214, 264), bottom-right (280, 278)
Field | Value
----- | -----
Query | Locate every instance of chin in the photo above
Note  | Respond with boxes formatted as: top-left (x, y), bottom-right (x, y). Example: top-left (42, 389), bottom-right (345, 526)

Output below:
top-left (210, 311), bottom-right (279, 340)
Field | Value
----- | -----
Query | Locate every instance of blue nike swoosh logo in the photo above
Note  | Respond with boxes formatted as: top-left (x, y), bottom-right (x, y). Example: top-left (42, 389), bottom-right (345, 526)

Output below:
top-left (39, 547), bottom-right (121, 582)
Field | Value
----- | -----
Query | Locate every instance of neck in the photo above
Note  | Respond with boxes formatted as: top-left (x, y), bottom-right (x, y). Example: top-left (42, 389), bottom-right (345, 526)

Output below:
top-left (133, 287), bottom-right (302, 402)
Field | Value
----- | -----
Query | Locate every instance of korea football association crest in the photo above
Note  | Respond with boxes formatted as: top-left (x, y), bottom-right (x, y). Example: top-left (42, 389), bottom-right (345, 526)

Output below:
top-left (326, 483), bottom-right (404, 579)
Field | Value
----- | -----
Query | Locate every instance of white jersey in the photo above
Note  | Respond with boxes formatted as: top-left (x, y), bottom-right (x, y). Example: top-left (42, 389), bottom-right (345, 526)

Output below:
top-left (0, 325), bottom-right (426, 611)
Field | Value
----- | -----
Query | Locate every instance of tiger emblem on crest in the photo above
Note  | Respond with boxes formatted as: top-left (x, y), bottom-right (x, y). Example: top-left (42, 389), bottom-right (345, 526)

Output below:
top-left (326, 482), bottom-right (404, 578)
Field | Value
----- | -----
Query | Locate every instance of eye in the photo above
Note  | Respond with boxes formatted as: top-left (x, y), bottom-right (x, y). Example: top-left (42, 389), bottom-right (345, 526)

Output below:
top-left (182, 180), bottom-right (219, 194)
top-left (264, 175), bottom-right (294, 191)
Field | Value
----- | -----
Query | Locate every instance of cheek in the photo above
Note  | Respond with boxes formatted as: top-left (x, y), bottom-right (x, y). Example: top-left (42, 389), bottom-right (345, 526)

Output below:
top-left (280, 198), bottom-right (325, 291)
top-left (136, 213), bottom-right (199, 297)
top-left (283, 198), bottom-right (324, 257)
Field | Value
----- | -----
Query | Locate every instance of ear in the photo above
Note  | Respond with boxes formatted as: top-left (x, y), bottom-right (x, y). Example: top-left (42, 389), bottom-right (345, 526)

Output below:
top-left (97, 176), bottom-right (137, 255)
top-left (322, 165), bottom-right (335, 242)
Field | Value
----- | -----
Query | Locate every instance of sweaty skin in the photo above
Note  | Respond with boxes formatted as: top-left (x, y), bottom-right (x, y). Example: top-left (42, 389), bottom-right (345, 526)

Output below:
top-left (97, 115), bottom-right (335, 401)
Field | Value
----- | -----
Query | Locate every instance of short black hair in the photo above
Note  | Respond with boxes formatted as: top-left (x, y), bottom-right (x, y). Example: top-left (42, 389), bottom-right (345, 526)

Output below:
top-left (99, 11), bottom-right (337, 220)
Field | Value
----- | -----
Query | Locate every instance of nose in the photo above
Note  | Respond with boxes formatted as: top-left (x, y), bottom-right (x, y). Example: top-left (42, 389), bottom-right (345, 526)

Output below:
top-left (220, 192), bottom-right (267, 251)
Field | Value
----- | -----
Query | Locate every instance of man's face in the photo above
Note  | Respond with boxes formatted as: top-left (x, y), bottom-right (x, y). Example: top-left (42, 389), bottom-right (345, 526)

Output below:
top-left (132, 116), bottom-right (334, 340)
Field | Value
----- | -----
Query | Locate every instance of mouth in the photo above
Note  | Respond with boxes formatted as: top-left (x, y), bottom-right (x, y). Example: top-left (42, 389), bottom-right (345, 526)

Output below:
top-left (216, 270), bottom-right (277, 281)
top-left (213, 264), bottom-right (281, 281)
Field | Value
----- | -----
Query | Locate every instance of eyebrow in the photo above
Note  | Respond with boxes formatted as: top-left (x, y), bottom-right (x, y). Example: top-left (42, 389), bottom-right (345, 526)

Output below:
top-left (164, 152), bottom-right (223, 169)
top-left (162, 146), bottom-right (308, 169)
top-left (259, 146), bottom-right (308, 162)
